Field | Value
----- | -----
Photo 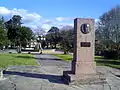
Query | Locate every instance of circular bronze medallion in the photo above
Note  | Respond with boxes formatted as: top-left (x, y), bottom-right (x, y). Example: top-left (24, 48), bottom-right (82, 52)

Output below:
top-left (80, 23), bottom-right (91, 34)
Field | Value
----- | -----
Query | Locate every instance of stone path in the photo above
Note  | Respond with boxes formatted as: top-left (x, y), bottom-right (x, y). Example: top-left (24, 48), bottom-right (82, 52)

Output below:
top-left (35, 54), bottom-right (71, 67)
top-left (0, 54), bottom-right (120, 90)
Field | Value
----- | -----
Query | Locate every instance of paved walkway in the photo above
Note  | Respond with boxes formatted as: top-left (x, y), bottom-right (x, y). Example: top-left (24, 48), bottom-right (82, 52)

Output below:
top-left (35, 54), bottom-right (71, 67)
top-left (0, 54), bottom-right (120, 90)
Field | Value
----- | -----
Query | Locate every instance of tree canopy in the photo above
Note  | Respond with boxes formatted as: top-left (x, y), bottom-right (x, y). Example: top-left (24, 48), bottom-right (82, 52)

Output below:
top-left (0, 17), bottom-right (8, 49)
top-left (96, 5), bottom-right (120, 44)
top-left (4, 15), bottom-right (34, 52)
top-left (19, 26), bottom-right (33, 47)
top-left (46, 26), bottom-right (60, 48)
top-left (96, 5), bottom-right (120, 59)
top-left (5, 15), bottom-right (22, 44)
top-left (59, 29), bottom-right (74, 54)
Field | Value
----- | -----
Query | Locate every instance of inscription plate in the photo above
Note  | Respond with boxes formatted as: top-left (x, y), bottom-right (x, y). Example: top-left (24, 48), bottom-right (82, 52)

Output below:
top-left (80, 42), bottom-right (91, 47)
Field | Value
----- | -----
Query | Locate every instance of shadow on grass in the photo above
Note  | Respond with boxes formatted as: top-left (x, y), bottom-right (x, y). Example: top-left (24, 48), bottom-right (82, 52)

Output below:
top-left (95, 56), bottom-right (105, 59)
top-left (52, 54), bottom-right (73, 62)
top-left (4, 71), bottom-right (64, 84)
top-left (96, 60), bottom-right (120, 65)
top-left (15, 54), bottom-right (68, 62)
top-left (96, 59), bottom-right (120, 69)
top-left (35, 57), bottom-right (63, 61)
top-left (15, 56), bottom-right (34, 59)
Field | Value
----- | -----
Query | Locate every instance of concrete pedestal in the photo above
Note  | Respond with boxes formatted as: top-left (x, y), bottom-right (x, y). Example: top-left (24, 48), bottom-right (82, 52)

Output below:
top-left (62, 71), bottom-right (106, 85)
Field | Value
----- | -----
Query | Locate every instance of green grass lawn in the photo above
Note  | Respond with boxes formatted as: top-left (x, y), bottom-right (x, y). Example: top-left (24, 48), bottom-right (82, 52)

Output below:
top-left (95, 59), bottom-right (120, 69)
top-left (0, 53), bottom-right (39, 68)
top-left (53, 54), bottom-right (73, 62)
top-left (52, 54), bottom-right (120, 69)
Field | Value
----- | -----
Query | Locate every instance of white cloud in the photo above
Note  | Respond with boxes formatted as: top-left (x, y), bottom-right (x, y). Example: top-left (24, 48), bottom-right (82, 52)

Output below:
top-left (68, 23), bottom-right (74, 27)
top-left (0, 7), bottom-right (100, 32)
top-left (56, 17), bottom-right (72, 22)
top-left (22, 24), bottom-right (38, 29)
top-left (56, 17), bottom-right (65, 22)
top-left (0, 7), bottom-right (74, 31)
top-left (0, 7), bottom-right (41, 24)
top-left (42, 20), bottom-right (53, 24)
top-left (0, 7), bottom-right (10, 15)
top-left (41, 24), bottom-right (51, 31)
top-left (11, 8), bottom-right (41, 24)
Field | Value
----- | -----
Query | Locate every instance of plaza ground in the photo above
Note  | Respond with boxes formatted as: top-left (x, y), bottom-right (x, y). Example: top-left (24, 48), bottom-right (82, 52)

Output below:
top-left (0, 54), bottom-right (120, 90)
top-left (0, 53), bottom-right (120, 69)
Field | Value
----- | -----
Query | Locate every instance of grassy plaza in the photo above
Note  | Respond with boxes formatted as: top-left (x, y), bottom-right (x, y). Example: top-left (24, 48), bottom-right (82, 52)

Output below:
top-left (53, 54), bottom-right (120, 69)
top-left (0, 53), bottom-right (119, 69)
top-left (0, 53), bottom-right (39, 68)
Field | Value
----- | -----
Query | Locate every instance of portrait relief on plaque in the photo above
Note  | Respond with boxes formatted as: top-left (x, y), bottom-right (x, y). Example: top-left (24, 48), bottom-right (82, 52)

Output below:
top-left (80, 23), bottom-right (91, 34)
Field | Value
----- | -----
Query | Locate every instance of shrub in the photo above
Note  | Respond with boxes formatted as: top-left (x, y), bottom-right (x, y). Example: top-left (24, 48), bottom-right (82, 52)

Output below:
top-left (103, 50), bottom-right (117, 59)
top-left (103, 43), bottom-right (120, 59)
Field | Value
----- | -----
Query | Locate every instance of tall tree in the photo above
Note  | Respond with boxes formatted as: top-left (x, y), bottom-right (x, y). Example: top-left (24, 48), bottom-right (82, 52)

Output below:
top-left (34, 27), bottom-right (46, 37)
top-left (96, 5), bottom-right (120, 58)
top-left (96, 5), bottom-right (120, 44)
top-left (0, 17), bottom-right (8, 49)
top-left (5, 15), bottom-right (34, 53)
top-left (19, 26), bottom-right (34, 48)
top-left (5, 15), bottom-right (22, 45)
top-left (59, 29), bottom-right (74, 54)
top-left (46, 26), bottom-right (60, 48)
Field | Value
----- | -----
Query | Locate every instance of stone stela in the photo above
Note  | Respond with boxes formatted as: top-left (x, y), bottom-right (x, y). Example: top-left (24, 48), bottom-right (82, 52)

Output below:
top-left (72, 18), bottom-right (96, 75)
top-left (62, 18), bottom-right (106, 85)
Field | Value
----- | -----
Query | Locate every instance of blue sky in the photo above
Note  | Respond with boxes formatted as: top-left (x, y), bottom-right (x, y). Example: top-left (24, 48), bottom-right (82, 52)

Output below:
top-left (0, 0), bottom-right (120, 31)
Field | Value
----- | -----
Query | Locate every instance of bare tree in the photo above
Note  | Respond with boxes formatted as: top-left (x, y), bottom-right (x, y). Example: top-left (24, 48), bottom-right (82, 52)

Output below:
top-left (34, 26), bottom-right (46, 37)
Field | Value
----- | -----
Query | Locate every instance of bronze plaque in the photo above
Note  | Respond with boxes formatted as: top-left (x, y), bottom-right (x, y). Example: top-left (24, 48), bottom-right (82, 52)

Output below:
top-left (80, 23), bottom-right (91, 34)
top-left (80, 42), bottom-right (91, 47)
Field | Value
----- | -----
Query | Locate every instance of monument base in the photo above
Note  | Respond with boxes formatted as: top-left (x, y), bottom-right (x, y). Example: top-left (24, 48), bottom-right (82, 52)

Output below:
top-left (62, 71), bottom-right (106, 85)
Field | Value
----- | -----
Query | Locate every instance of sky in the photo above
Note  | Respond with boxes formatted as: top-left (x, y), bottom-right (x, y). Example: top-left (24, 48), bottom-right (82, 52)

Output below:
top-left (0, 0), bottom-right (120, 31)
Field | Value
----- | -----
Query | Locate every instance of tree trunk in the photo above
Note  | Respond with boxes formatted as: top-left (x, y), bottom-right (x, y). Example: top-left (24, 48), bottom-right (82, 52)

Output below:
top-left (54, 43), bottom-right (56, 49)
top-left (64, 49), bottom-right (68, 54)
top-left (47, 42), bottom-right (49, 48)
